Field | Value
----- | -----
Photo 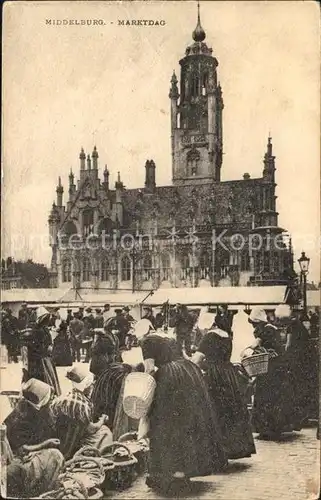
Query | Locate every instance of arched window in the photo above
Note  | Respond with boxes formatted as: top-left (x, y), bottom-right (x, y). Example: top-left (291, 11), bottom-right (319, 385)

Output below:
top-left (82, 257), bottom-right (91, 282)
top-left (101, 257), bottom-right (110, 281)
top-left (63, 221), bottom-right (78, 237)
top-left (186, 148), bottom-right (200, 177)
top-left (83, 209), bottom-right (94, 237)
top-left (121, 255), bottom-right (131, 282)
top-left (143, 255), bottom-right (153, 281)
top-left (62, 259), bottom-right (72, 283)
top-left (161, 253), bottom-right (171, 281)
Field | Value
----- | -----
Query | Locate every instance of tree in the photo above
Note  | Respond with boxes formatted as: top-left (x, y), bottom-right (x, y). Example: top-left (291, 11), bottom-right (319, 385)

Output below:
top-left (1, 258), bottom-right (50, 288)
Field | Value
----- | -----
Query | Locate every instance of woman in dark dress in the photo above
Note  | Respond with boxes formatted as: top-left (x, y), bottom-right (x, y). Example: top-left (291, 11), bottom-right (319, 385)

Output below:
top-left (89, 326), bottom-right (119, 378)
top-left (247, 308), bottom-right (295, 439)
top-left (20, 307), bottom-right (61, 396)
top-left (139, 317), bottom-right (227, 494)
top-left (276, 305), bottom-right (319, 425)
top-left (52, 320), bottom-right (73, 367)
top-left (192, 327), bottom-right (256, 459)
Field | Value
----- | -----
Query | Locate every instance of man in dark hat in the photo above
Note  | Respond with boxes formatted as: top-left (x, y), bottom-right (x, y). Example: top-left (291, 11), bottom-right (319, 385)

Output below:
top-left (94, 308), bottom-right (104, 328)
top-left (173, 303), bottom-right (194, 357)
top-left (82, 308), bottom-right (95, 362)
top-left (142, 306), bottom-right (156, 328)
top-left (66, 308), bottom-right (73, 326)
top-left (102, 303), bottom-right (111, 324)
top-left (18, 302), bottom-right (29, 330)
top-left (78, 307), bottom-right (84, 321)
top-left (69, 312), bottom-right (84, 362)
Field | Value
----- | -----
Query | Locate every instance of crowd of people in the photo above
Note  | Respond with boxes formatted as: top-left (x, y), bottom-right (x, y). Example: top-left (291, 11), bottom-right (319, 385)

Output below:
top-left (0, 300), bottom-right (319, 497)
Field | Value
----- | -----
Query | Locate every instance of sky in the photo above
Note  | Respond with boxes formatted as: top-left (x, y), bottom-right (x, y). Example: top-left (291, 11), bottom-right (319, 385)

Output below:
top-left (2, 0), bottom-right (320, 282)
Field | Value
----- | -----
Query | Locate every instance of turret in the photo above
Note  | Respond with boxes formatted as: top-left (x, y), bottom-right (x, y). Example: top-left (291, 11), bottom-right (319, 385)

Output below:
top-left (56, 177), bottom-right (63, 206)
top-left (115, 172), bottom-right (124, 225)
top-left (169, 71), bottom-right (179, 131)
top-left (87, 154), bottom-right (91, 170)
top-left (69, 169), bottom-right (76, 197)
top-left (80, 148), bottom-right (86, 170)
top-left (145, 159), bottom-right (156, 192)
top-left (103, 165), bottom-right (109, 190)
top-left (48, 202), bottom-right (60, 243)
top-left (170, 1), bottom-right (223, 184)
top-left (263, 136), bottom-right (276, 183)
top-left (92, 146), bottom-right (98, 169)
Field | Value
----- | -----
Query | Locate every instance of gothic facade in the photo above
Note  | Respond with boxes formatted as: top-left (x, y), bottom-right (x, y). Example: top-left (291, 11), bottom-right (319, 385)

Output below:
top-left (48, 9), bottom-right (294, 291)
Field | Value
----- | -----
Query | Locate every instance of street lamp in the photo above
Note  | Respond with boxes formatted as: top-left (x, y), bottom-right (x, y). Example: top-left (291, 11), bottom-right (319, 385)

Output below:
top-left (298, 251), bottom-right (310, 317)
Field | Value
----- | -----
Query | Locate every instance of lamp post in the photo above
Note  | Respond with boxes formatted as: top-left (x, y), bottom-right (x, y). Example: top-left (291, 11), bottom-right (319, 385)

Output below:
top-left (298, 251), bottom-right (310, 318)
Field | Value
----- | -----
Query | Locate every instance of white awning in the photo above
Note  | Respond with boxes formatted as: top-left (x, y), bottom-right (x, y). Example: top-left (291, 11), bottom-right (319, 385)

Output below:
top-left (143, 286), bottom-right (287, 308)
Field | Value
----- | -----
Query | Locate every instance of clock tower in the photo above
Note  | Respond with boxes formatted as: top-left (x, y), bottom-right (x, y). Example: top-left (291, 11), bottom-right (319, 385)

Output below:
top-left (169, 2), bottom-right (223, 184)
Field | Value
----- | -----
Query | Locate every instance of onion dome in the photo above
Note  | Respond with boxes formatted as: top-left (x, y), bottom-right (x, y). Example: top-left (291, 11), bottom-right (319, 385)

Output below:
top-left (192, 1), bottom-right (206, 42)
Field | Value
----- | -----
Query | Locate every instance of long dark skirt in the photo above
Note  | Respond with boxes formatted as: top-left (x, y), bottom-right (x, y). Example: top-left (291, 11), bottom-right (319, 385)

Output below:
top-left (252, 355), bottom-right (294, 435)
top-left (204, 361), bottom-right (256, 459)
top-left (148, 359), bottom-right (227, 481)
top-left (22, 356), bottom-right (61, 396)
top-left (53, 335), bottom-right (73, 367)
top-left (285, 341), bottom-right (319, 423)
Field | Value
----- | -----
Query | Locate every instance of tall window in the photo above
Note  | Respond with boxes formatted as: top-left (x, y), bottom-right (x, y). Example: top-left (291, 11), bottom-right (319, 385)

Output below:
top-left (201, 72), bottom-right (208, 96)
top-left (143, 255), bottom-right (153, 281)
top-left (191, 74), bottom-right (199, 97)
top-left (187, 148), bottom-right (200, 177)
top-left (83, 209), bottom-right (94, 237)
top-left (199, 252), bottom-right (210, 280)
top-left (121, 255), bottom-right (131, 282)
top-left (62, 259), bottom-right (72, 283)
top-left (101, 257), bottom-right (109, 282)
top-left (82, 257), bottom-right (91, 282)
top-left (241, 252), bottom-right (250, 271)
top-left (161, 253), bottom-right (171, 281)
top-left (180, 253), bottom-right (190, 280)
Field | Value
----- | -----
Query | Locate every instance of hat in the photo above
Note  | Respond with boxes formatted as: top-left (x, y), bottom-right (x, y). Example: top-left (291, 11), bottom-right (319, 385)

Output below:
top-left (95, 308), bottom-right (102, 313)
top-left (66, 366), bottom-right (94, 393)
top-left (79, 307), bottom-right (84, 311)
top-left (86, 308), bottom-right (92, 313)
top-left (67, 309), bottom-right (72, 313)
top-left (22, 378), bottom-right (52, 410)
top-left (115, 308), bottom-right (122, 314)
top-left (274, 304), bottom-right (291, 319)
top-left (123, 306), bottom-right (130, 312)
top-left (249, 308), bottom-right (268, 324)
top-left (36, 306), bottom-right (50, 325)
top-left (104, 304), bottom-right (110, 308)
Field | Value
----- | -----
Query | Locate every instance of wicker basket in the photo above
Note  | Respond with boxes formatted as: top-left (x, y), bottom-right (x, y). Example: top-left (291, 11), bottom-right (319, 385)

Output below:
top-left (74, 445), bottom-right (115, 474)
top-left (100, 442), bottom-right (138, 491)
top-left (123, 372), bottom-right (156, 420)
top-left (118, 433), bottom-right (149, 474)
top-left (63, 455), bottom-right (106, 487)
top-left (241, 352), bottom-right (269, 377)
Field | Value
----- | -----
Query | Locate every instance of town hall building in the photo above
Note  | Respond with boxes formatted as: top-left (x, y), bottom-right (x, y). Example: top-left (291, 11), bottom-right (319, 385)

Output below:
top-left (48, 7), bottom-right (294, 291)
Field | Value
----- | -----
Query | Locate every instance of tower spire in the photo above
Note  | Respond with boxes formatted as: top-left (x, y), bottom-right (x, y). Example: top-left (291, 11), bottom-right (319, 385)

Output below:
top-left (192, 1), bottom-right (206, 42)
